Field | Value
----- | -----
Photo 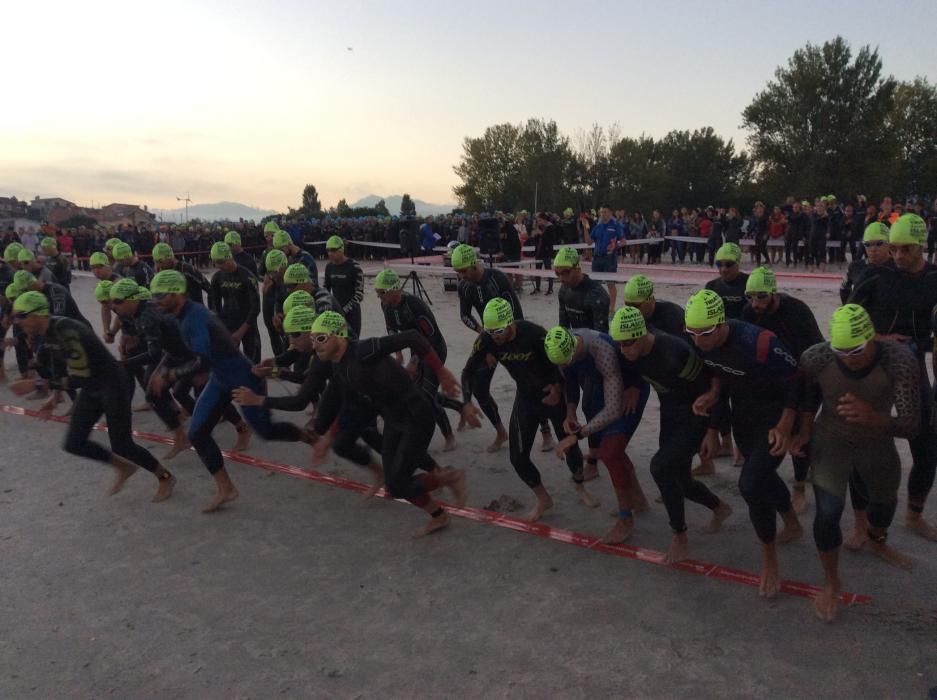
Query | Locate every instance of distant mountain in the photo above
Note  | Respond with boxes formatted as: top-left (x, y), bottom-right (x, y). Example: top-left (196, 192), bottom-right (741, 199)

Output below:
top-left (349, 194), bottom-right (455, 217)
top-left (154, 201), bottom-right (278, 223)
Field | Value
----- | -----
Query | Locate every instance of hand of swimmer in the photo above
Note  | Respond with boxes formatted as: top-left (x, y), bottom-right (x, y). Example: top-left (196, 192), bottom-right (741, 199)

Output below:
top-left (698, 429), bottom-right (720, 459)
top-left (622, 386), bottom-right (640, 415)
top-left (232, 387), bottom-right (264, 407)
top-left (37, 393), bottom-right (60, 421)
top-left (460, 403), bottom-right (482, 429)
top-left (692, 389), bottom-right (719, 417)
top-left (9, 378), bottom-right (36, 396)
top-left (563, 416), bottom-right (581, 436)
top-left (438, 368), bottom-right (461, 398)
top-left (836, 392), bottom-right (880, 427)
top-left (555, 434), bottom-right (578, 460)
top-left (542, 384), bottom-right (562, 407)
top-left (767, 424), bottom-right (791, 457)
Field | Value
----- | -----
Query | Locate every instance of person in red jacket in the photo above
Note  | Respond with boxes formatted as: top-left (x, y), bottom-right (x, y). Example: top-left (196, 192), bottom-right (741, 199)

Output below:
top-left (768, 206), bottom-right (787, 264)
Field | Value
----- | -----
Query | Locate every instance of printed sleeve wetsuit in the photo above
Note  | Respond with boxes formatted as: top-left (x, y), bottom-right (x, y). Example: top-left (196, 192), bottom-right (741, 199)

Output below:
top-left (383, 291), bottom-right (461, 438)
top-left (209, 264), bottom-right (262, 363)
top-left (37, 316), bottom-right (162, 474)
top-left (849, 261), bottom-right (937, 514)
top-left (558, 274), bottom-right (609, 332)
top-left (562, 329), bottom-right (649, 495)
top-left (314, 331), bottom-right (447, 504)
top-left (697, 319), bottom-right (799, 544)
top-left (174, 301), bottom-right (304, 475)
top-left (462, 321), bottom-right (584, 488)
top-left (632, 331), bottom-right (724, 532)
top-left (324, 258), bottom-right (365, 337)
top-left (800, 341), bottom-right (920, 550)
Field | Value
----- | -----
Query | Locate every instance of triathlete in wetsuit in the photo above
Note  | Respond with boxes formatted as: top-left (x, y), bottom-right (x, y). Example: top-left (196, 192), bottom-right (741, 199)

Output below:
top-left (208, 242), bottom-right (262, 363)
top-left (796, 305), bottom-right (920, 622)
top-left (839, 222), bottom-right (892, 304)
top-left (323, 236), bottom-right (365, 338)
top-left (621, 274), bottom-right (685, 338)
top-left (611, 306), bottom-right (732, 563)
top-left (686, 289), bottom-right (802, 599)
top-left (462, 300), bottom-right (591, 522)
top-left (152, 242), bottom-right (211, 305)
top-left (10, 291), bottom-right (175, 501)
top-left (310, 311), bottom-right (468, 536)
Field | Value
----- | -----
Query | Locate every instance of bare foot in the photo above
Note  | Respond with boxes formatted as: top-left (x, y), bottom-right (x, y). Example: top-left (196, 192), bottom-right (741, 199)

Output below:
top-left (485, 428), bottom-right (508, 453)
top-left (906, 514), bottom-right (937, 541)
top-left (443, 467), bottom-right (468, 508)
top-left (152, 473), bottom-right (176, 503)
top-left (664, 532), bottom-right (689, 563)
top-left (791, 487), bottom-right (808, 514)
top-left (844, 527), bottom-right (867, 552)
top-left (232, 427), bottom-right (252, 453)
top-left (601, 517), bottom-right (634, 544)
top-left (715, 440), bottom-right (733, 458)
top-left (759, 560), bottom-right (780, 598)
top-left (582, 462), bottom-right (600, 481)
top-left (202, 486), bottom-right (239, 513)
top-left (733, 447), bottom-right (744, 467)
top-left (363, 464), bottom-right (384, 500)
top-left (777, 511), bottom-right (803, 544)
top-left (164, 435), bottom-right (191, 460)
top-left (813, 585), bottom-right (839, 623)
top-left (443, 434), bottom-right (458, 452)
top-left (108, 462), bottom-right (138, 495)
top-left (691, 458), bottom-right (716, 477)
top-left (413, 511), bottom-right (450, 537)
top-left (539, 432), bottom-right (556, 452)
top-left (576, 485), bottom-right (600, 509)
top-left (865, 539), bottom-right (914, 570)
top-left (703, 502), bottom-right (733, 534)
top-left (457, 417), bottom-right (468, 432)
top-left (525, 493), bottom-right (554, 522)
top-left (632, 487), bottom-right (649, 513)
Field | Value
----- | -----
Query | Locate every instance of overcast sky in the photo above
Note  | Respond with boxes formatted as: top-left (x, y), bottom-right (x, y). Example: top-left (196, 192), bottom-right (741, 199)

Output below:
top-left (3, 0), bottom-right (936, 212)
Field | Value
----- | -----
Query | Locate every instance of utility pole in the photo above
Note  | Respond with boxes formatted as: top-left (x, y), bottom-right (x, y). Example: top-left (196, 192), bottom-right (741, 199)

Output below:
top-left (176, 192), bottom-right (192, 222)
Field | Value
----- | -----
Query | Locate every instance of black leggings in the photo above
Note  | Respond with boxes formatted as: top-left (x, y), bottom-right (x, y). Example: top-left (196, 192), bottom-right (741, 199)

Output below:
top-left (262, 291), bottom-right (285, 356)
top-left (814, 484), bottom-right (897, 552)
top-left (332, 399), bottom-right (384, 467)
top-left (473, 363), bottom-right (549, 435)
top-left (63, 379), bottom-right (160, 473)
top-left (172, 373), bottom-right (242, 426)
top-left (382, 400), bottom-right (438, 501)
top-left (534, 258), bottom-right (553, 293)
top-left (907, 404), bottom-right (937, 512)
top-left (509, 395), bottom-right (582, 488)
top-left (239, 326), bottom-right (262, 365)
top-left (651, 403), bottom-right (721, 533)
top-left (733, 402), bottom-right (792, 544)
top-left (144, 364), bottom-right (183, 430)
top-left (344, 305), bottom-right (362, 339)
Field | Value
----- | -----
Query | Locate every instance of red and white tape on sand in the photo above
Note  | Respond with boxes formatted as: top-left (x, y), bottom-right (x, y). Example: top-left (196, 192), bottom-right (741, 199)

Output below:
top-left (0, 403), bottom-right (870, 606)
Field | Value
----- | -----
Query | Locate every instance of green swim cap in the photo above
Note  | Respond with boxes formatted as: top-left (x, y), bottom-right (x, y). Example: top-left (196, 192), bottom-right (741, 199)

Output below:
top-left (563, 207), bottom-right (574, 217)
top-left (17, 249), bottom-right (35, 263)
top-left (745, 267), bottom-right (777, 294)
top-left (5, 283), bottom-right (22, 302)
top-left (89, 252), bottom-right (110, 267)
top-left (110, 278), bottom-right (145, 302)
top-left (309, 310), bottom-right (348, 338)
top-left (40, 237), bottom-right (57, 251)
top-left (151, 242), bottom-right (174, 262)
top-left (374, 268), bottom-right (402, 291)
top-left (715, 243), bottom-right (742, 263)
top-left (112, 242), bottom-right (133, 261)
top-left (272, 230), bottom-right (292, 250)
top-left (552, 247), bottom-right (580, 269)
top-left (450, 244), bottom-right (477, 270)
top-left (685, 289), bottom-right (726, 327)
top-left (623, 275), bottom-right (654, 304)
top-left (483, 298), bottom-right (514, 330)
top-left (13, 290), bottom-right (49, 316)
top-left (3, 242), bottom-right (24, 263)
top-left (544, 326), bottom-right (577, 365)
top-left (94, 280), bottom-right (114, 303)
top-left (263, 221), bottom-right (280, 234)
top-left (283, 306), bottom-right (318, 334)
top-left (224, 230), bottom-right (241, 246)
top-left (265, 249), bottom-right (288, 273)
top-left (830, 304), bottom-right (875, 350)
top-left (150, 269), bottom-right (187, 295)
top-left (13, 270), bottom-right (37, 288)
top-left (889, 214), bottom-right (926, 246)
top-left (326, 235), bottom-right (344, 250)
top-left (282, 290), bottom-right (314, 315)
top-left (283, 263), bottom-right (310, 285)
top-left (863, 222), bottom-right (890, 243)
top-left (610, 306), bottom-right (648, 342)
top-left (210, 242), bottom-right (233, 262)
top-left (104, 238), bottom-right (121, 251)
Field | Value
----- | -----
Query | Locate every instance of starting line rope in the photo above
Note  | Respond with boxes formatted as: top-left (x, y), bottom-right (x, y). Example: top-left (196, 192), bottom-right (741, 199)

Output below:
top-left (0, 402), bottom-right (870, 606)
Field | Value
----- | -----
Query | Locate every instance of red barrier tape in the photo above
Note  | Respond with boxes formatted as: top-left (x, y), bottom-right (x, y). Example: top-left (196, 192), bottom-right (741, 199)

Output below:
top-left (0, 402), bottom-right (870, 606)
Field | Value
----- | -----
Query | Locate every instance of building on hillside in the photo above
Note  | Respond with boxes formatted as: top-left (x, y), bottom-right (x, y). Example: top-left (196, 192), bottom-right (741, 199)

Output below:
top-left (98, 203), bottom-right (156, 227)
top-left (0, 197), bottom-right (29, 219)
top-left (29, 197), bottom-right (76, 220)
top-left (1, 216), bottom-right (42, 233)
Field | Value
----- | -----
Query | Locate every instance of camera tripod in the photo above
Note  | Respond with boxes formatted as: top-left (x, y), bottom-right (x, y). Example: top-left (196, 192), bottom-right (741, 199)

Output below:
top-left (406, 254), bottom-right (432, 305)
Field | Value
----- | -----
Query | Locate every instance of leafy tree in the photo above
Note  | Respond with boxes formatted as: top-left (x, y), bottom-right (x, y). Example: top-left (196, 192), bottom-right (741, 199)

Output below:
top-left (335, 198), bottom-right (351, 217)
top-left (888, 78), bottom-right (937, 199)
top-left (300, 184), bottom-right (323, 218)
top-left (400, 193), bottom-right (416, 216)
top-left (742, 37), bottom-right (896, 200)
top-left (60, 214), bottom-right (98, 229)
top-left (374, 199), bottom-right (389, 216)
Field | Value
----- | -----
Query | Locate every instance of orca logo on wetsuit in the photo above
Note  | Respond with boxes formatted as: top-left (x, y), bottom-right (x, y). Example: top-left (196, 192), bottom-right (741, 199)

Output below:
top-left (701, 359), bottom-right (746, 376)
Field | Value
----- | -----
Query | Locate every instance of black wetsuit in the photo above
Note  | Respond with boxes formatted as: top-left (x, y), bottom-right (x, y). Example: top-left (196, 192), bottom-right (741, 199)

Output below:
top-left (113, 259), bottom-right (155, 287)
top-left (705, 273), bottom-right (750, 320)
top-left (558, 274), bottom-right (609, 332)
top-left (38, 316), bottom-right (162, 474)
top-left (461, 321), bottom-right (584, 488)
top-left (324, 258), bottom-right (364, 337)
top-left (209, 264), bottom-right (262, 363)
top-left (44, 253), bottom-right (72, 290)
top-left (314, 331), bottom-right (445, 503)
top-left (173, 260), bottom-right (211, 305)
top-left (632, 331), bottom-right (723, 532)
top-left (696, 320), bottom-right (799, 544)
top-left (646, 299), bottom-right (685, 337)
top-left (849, 261), bottom-right (937, 513)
